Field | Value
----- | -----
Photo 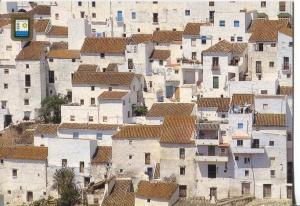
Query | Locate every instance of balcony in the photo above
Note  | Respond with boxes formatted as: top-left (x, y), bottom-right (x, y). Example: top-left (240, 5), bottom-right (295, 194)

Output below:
top-left (211, 64), bottom-right (220, 70)
top-left (282, 63), bottom-right (291, 73)
top-left (231, 146), bottom-right (265, 154)
top-left (195, 151), bottom-right (228, 162)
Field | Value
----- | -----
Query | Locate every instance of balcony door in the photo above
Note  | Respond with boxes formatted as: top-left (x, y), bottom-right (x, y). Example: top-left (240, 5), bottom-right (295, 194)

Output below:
top-left (208, 146), bottom-right (215, 156)
top-left (212, 57), bottom-right (219, 66)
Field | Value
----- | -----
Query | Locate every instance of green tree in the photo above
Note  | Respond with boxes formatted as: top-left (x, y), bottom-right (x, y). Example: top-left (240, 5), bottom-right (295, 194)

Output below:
top-left (39, 95), bottom-right (68, 123)
top-left (52, 167), bottom-right (81, 206)
top-left (133, 105), bottom-right (148, 116)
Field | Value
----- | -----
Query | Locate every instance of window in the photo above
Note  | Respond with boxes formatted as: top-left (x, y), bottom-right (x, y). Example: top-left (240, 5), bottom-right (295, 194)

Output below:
top-left (213, 76), bottom-right (219, 89)
top-left (237, 140), bottom-right (243, 146)
top-left (263, 104), bottom-right (268, 110)
top-left (4, 69), bottom-right (9, 74)
top-left (6, 45), bottom-right (12, 51)
top-left (153, 1), bottom-right (158, 3)
top-left (49, 71), bottom-right (55, 83)
top-left (27, 191), bottom-right (33, 202)
top-left (91, 86), bottom-right (95, 91)
top-left (289, 42), bottom-right (293, 47)
top-left (103, 116), bottom-right (107, 122)
top-left (145, 153), bottom-right (151, 164)
top-left (180, 148), bottom-right (185, 159)
top-left (261, 1), bottom-right (266, 7)
top-left (180, 166), bottom-right (186, 175)
top-left (231, 36), bottom-right (235, 42)
top-left (24, 99), bottom-right (29, 105)
top-left (96, 133), bottom-right (102, 140)
top-left (237, 37), bottom-right (243, 42)
top-left (92, 1), bottom-right (95, 7)
top-left (49, 58), bottom-right (53, 62)
top-left (270, 170), bottom-right (275, 178)
top-left (62, 159), bottom-right (67, 167)
top-left (287, 74), bottom-right (291, 78)
top-left (117, 11), bottom-right (123, 21)
top-left (119, 169), bottom-right (123, 173)
top-left (4, 83), bottom-right (8, 89)
top-left (287, 133), bottom-right (292, 141)
top-left (219, 20), bottom-right (225, 27)
top-left (244, 157), bottom-right (250, 164)
top-left (257, 43), bottom-right (264, 51)
top-left (73, 132), bottom-right (79, 139)
top-left (55, 13), bottom-right (59, 20)
top-left (153, 13), bottom-right (158, 23)
top-left (78, 1), bottom-right (82, 6)
top-left (128, 111), bottom-right (131, 118)
top-left (175, 70), bottom-right (179, 74)
top-left (129, 140), bottom-right (133, 145)
top-left (209, 1), bottom-right (215, 6)
top-left (91, 98), bottom-right (95, 105)
top-left (269, 141), bottom-right (274, 146)
top-left (147, 199), bottom-right (151, 203)
top-left (89, 116), bottom-right (93, 122)
top-left (0, 159), bottom-right (3, 164)
top-left (12, 169), bottom-right (17, 177)
top-left (235, 156), bottom-right (239, 161)
top-left (131, 12), bottom-right (136, 19)
top-left (208, 165), bottom-right (216, 178)
top-left (245, 170), bottom-right (249, 177)
top-left (70, 115), bottom-right (75, 121)
top-left (159, 60), bottom-right (163, 66)
top-left (269, 62), bottom-right (274, 67)
top-left (185, 10), bottom-right (190, 16)
top-left (7, 190), bottom-right (11, 194)
top-left (191, 38), bottom-right (196, 46)
top-left (92, 13), bottom-right (96, 18)
top-left (80, 161), bottom-right (84, 173)
top-left (192, 52), bottom-right (197, 60)
top-left (80, 11), bottom-right (85, 18)
top-left (234, 20), bottom-right (240, 27)
top-left (279, 1), bottom-right (286, 11)
top-left (261, 90), bottom-right (268, 94)
top-left (26, 64), bottom-right (29, 69)
top-left (25, 74), bottom-right (31, 87)
top-left (238, 123), bottom-right (243, 129)
top-left (129, 155), bottom-right (132, 159)
top-left (100, 53), bottom-right (105, 58)
top-left (271, 43), bottom-right (276, 47)
top-left (80, 99), bottom-right (84, 105)
top-left (201, 36), bottom-right (206, 44)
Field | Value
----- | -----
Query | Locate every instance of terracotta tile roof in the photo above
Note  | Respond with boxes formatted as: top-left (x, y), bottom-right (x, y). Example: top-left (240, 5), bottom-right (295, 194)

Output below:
top-left (77, 64), bottom-right (98, 72)
top-left (154, 163), bottom-right (160, 179)
top-left (249, 20), bottom-right (290, 42)
top-left (112, 125), bottom-right (162, 139)
top-left (129, 34), bottom-right (152, 44)
top-left (34, 124), bottom-right (58, 135)
top-left (106, 63), bottom-right (118, 72)
top-left (102, 179), bottom-right (134, 206)
top-left (197, 98), bottom-right (230, 112)
top-left (231, 94), bottom-right (254, 106)
top-left (16, 41), bottom-right (50, 61)
top-left (29, 5), bottom-right (51, 16)
top-left (47, 25), bottom-right (68, 36)
top-left (81, 37), bottom-right (128, 54)
top-left (152, 30), bottom-right (183, 43)
top-left (198, 123), bottom-right (219, 130)
top-left (183, 22), bottom-right (210, 36)
top-left (0, 146), bottom-right (48, 161)
top-left (59, 123), bottom-right (119, 131)
top-left (72, 71), bottom-right (135, 86)
top-left (50, 41), bottom-right (68, 50)
top-left (160, 116), bottom-right (196, 144)
top-left (254, 114), bottom-right (286, 127)
top-left (150, 49), bottom-right (170, 60)
top-left (15, 129), bottom-right (35, 145)
top-left (92, 146), bottom-right (112, 164)
top-left (146, 103), bottom-right (195, 117)
top-left (98, 91), bottom-right (128, 100)
top-left (0, 19), bottom-right (10, 28)
top-left (34, 19), bottom-right (49, 33)
top-left (47, 49), bottom-right (80, 59)
top-left (203, 40), bottom-right (247, 54)
top-left (279, 86), bottom-right (293, 96)
top-left (136, 180), bottom-right (178, 200)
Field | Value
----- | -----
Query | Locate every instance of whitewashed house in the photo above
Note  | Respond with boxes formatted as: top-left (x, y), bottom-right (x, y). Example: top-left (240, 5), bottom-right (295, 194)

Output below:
top-left (0, 146), bottom-right (48, 205)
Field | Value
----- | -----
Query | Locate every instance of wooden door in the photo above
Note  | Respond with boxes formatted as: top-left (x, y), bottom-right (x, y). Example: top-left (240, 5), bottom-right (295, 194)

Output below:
top-left (242, 183), bottom-right (250, 195)
top-left (263, 184), bottom-right (272, 198)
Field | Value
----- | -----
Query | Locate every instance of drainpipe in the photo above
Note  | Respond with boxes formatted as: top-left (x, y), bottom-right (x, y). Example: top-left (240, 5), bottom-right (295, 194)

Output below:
top-left (251, 153), bottom-right (255, 197)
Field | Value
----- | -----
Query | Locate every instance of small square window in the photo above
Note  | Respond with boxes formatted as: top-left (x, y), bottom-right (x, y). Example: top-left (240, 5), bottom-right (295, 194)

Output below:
top-left (269, 141), bottom-right (274, 146)
top-left (261, 90), bottom-right (268, 94)
top-left (26, 64), bottom-right (29, 69)
top-left (201, 36), bottom-right (206, 44)
top-left (49, 58), bottom-right (53, 62)
top-left (261, 1), bottom-right (266, 8)
top-left (231, 36), bottom-right (235, 42)
top-left (78, 1), bottom-right (82, 6)
top-left (73, 132), bottom-right (79, 138)
top-left (237, 140), bottom-right (243, 146)
top-left (129, 140), bottom-right (133, 145)
top-left (70, 115), bottom-right (75, 121)
top-left (175, 70), bottom-right (179, 74)
top-left (93, 13), bottom-right (97, 18)
top-left (91, 86), bottom-right (95, 91)
top-left (234, 20), bottom-right (240, 27)
top-left (96, 133), bottom-right (102, 140)
top-left (237, 37), bottom-right (243, 42)
top-left (269, 62), bottom-right (274, 67)
top-left (159, 60), bottom-right (164, 66)
top-left (219, 20), bottom-right (225, 27)
top-left (180, 166), bottom-right (185, 175)
top-left (235, 156), bottom-right (239, 161)
top-left (209, 1), bottom-right (214, 6)
top-left (4, 83), bottom-right (8, 89)
top-left (287, 133), bottom-right (292, 141)
top-left (12, 169), bottom-right (17, 177)
top-left (4, 69), bottom-right (9, 74)
top-left (0, 159), bottom-right (4, 164)
top-left (129, 155), bottom-right (132, 159)
top-left (100, 53), bottom-right (105, 58)
top-left (89, 116), bottom-right (93, 122)
top-left (289, 42), bottom-right (293, 47)
top-left (270, 170), bottom-right (275, 177)
top-left (132, 12), bottom-right (136, 19)
top-left (55, 13), bottom-right (59, 20)
top-left (8, 190), bottom-right (11, 194)
top-left (238, 123), bottom-right (243, 129)
top-left (245, 170), bottom-right (249, 177)
top-left (147, 199), bottom-right (151, 203)
top-left (24, 99), bottom-right (29, 105)
top-left (287, 74), bottom-right (291, 78)
top-left (153, 1), bottom-right (158, 4)
top-left (92, 1), bottom-right (96, 7)
top-left (119, 169), bottom-right (123, 173)
top-left (244, 157), bottom-right (250, 164)
top-left (185, 10), bottom-right (190, 16)
top-left (271, 43), bottom-right (276, 47)
top-left (80, 99), bottom-right (84, 105)
top-left (103, 116), bottom-right (108, 122)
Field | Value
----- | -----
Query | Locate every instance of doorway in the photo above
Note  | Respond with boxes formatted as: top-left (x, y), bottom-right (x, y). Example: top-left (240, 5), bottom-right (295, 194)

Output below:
top-left (263, 184), bottom-right (272, 198)
top-left (242, 183), bottom-right (250, 195)
top-left (210, 187), bottom-right (217, 200)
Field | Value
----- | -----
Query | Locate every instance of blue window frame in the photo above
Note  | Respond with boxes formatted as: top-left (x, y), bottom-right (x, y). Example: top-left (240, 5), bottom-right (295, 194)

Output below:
top-left (131, 12), bottom-right (136, 19)
top-left (96, 133), bottom-right (103, 140)
top-left (238, 123), bottom-right (243, 129)
top-left (73, 132), bottom-right (79, 138)
top-left (219, 20), bottom-right (225, 27)
top-left (117, 11), bottom-right (123, 21)
top-left (234, 20), bottom-right (240, 27)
